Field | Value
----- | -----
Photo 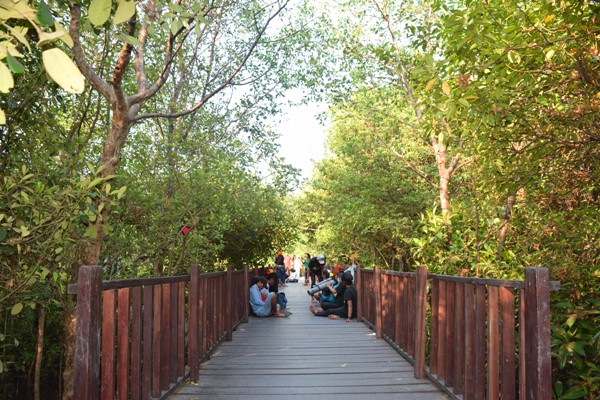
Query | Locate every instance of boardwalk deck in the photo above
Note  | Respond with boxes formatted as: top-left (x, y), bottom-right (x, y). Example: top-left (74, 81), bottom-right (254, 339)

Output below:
top-left (168, 278), bottom-right (448, 400)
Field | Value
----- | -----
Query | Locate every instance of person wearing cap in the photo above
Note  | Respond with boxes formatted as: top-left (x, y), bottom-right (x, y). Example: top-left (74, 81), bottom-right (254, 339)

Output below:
top-left (309, 272), bottom-right (357, 322)
top-left (307, 254), bottom-right (326, 288)
top-left (249, 276), bottom-right (286, 317)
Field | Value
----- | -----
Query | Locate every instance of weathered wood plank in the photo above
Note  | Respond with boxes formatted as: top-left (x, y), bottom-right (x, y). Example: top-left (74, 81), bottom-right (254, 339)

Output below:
top-left (167, 278), bottom-right (447, 399)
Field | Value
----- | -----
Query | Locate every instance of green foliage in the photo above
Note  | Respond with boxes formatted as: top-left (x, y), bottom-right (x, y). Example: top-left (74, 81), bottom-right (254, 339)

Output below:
top-left (552, 297), bottom-right (600, 399)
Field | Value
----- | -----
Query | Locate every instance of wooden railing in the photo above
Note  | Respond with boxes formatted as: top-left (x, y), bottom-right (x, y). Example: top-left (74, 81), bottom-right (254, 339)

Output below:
top-left (68, 264), bottom-right (252, 400)
top-left (356, 265), bottom-right (559, 400)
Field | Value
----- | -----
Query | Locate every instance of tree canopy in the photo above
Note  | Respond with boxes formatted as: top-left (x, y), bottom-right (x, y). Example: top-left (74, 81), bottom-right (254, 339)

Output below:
top-left (1, 0), bottom-right (598, 399)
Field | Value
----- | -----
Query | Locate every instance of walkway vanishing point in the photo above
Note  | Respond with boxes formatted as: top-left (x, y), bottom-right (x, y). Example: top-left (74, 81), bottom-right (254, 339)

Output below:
top-left (168, 278), bottom-right (447, 400)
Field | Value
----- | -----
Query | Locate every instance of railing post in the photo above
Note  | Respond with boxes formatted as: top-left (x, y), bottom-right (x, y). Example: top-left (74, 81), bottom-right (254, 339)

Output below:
top-left (374, 265), bottom-right (382, 338)
top-left (188, 264), bottom-right (199, 382)
top-left (226, 265), bottom-right (233, 341)
top-left (74, 265), bottom-right (102, 400)
top-left (524, 267), bottom-right (551, 400)
top-left (414, 265), bottom-right (427, 379)
top-left (356, 265), bottom-right (362, 323)
top-left (243, 266), bottom-right (249, 323)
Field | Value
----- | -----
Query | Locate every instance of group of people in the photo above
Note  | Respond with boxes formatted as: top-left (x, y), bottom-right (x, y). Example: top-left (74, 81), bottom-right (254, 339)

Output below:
top-left (273, 251), bottom-right (303, 285)
top-left (249, 251), bottom-right (358, 323)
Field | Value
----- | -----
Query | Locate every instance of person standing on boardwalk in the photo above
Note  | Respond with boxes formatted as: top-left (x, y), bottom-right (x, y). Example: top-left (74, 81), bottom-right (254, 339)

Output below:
top-left (309, 272), bottom-right (356, 323)
top-left (308, 254), bottom-right (326, 287)
top-left (303, 253), bottom-right (311, 285)
top-left (249, 276), bottom-right (286, 317)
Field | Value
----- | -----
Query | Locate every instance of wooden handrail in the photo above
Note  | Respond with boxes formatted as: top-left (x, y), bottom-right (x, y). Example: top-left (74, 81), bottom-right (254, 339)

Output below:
top-left (356, 266), bottom-right (559, 400)
top-left (71, 264), bottom-right (250, 400)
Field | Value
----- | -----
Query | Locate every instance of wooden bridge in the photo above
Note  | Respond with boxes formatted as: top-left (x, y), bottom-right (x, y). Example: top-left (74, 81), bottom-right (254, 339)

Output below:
top-left (69, 264), bottom-right (558, 400)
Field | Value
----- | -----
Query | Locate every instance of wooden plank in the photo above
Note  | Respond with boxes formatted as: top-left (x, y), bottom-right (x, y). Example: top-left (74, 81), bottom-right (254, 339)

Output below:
top-left (177, 281), bottom-right (185, 378)
top-left (444, 281), bottom-right (455, 388)
top-left (430, 279), bottom-right (438, 375)
top-left (169, 282), bottom-right (178, 384)
top-left (453, 281), bottom-right (465, 394)
top-left (117, 288), bottom-right (130, 400)
top-left (436, 279), bottom-right (446, 381)
top-left (130, 287), bottom-right (141, 400)
top-left (463, 283), bottom-right (475, 400)
top-left (524, 268), bottom-right (551, 400)
top-left (398, 276), bottom-right (407, 350)
top-left (406, 277), bottom-right (415, 357)
top-left (141, 286), bottom-right (153, 400)
top-left (74, 265), bottom-right (102, 400)
top-left (519, 288), bottom-right (526, 400)
top-left (160, 283), bottom-right (171, 390)
top-left (375, 266), bottom-right (382, 338)
top-left (500, 286), bottom-right (516, 400)
top-left (474, 284), bottom-right (486, 400)
top-left (394, 274), bottom-right (402, 349)
top-left (152, 285), bottom-right (161, 398)
top-left (101, 289), bottom-right (116, 400)
top-left (414, 265), bottom-right (427, 379)
top-left (488, 286), bottom-right (500, 399)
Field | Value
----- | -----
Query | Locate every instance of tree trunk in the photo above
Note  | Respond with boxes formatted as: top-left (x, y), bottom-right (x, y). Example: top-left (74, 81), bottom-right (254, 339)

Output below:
top-left (497, 194), bottom-right (516, 259)
top-left (432, 135), bottom-right (458, 220)
top-left (61, 311), bottom-right (76, 400)
top-left (34, 307), bottom-right (46, 400)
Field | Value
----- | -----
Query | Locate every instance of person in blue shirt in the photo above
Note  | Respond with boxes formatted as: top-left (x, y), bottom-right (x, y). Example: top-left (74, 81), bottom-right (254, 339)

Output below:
top-left (249, 276), bottom-right (286, 317)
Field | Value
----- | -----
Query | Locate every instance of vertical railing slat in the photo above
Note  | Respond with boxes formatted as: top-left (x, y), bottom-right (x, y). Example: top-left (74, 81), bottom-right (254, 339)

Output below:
top-left (500, 286), bottom-right (516, 400)
top-left (454, 282), bottom-right (465, 395)
top-left (101, 289), bottom-right (116, 400)
top-left (464, 283), bottom-right (475, 400)
top-left (488, 286), bottom-right (500, 399)
top-left (414, 266), bottom-right (427, 379)
top-left (130, 287), bottom-right (142, 400)
top-left (117, 288), bottom-right (130, 400)
top-left (74, 265), bottom-right (102, 400)
top-left (141, 286), bottom-right (153, 400)
top-left (524, 268), bottom-right (551, 400)
top-left (474, 285), bottom-right (486, 400)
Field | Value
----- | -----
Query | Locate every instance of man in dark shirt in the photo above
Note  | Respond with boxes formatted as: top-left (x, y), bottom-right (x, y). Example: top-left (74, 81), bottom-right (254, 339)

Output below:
top-left (308, 254), bottom-right (326, 287)
top-left (309, 272), bottom-right (357, 322)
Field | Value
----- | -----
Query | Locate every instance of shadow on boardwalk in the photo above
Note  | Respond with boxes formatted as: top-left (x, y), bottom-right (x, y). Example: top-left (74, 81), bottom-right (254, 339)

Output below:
top-left (168, 278), bottom-right (448, 399)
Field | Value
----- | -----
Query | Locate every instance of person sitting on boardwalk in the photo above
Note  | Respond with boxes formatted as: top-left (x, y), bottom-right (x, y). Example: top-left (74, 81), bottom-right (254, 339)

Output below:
top-left (313, 275), bottom-right (346, 308)
top-left (250, 276), bottom-right (286, 317)
top-left (309, 272), bottom-right (356, 322)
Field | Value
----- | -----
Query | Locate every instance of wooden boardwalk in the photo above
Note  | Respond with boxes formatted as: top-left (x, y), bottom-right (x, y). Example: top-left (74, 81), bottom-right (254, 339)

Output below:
top-left (168, 277), bottom-right (448, 399)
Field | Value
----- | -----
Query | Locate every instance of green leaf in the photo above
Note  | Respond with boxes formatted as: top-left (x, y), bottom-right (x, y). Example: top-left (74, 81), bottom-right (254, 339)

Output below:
top-left (42, 48), bottom-right (85, 94)
top-left (20, 225), bottom-right (30, 237)
top-left (170, 19), bottom-right (183, 35)
top-left (85, 225), bottom-right (98, 239)
top-left (37, 0), bottom-right (54, 27)
top-left (88, 0), bottom-right (112, 26)
top-left (11, 303), bottom-right (23, 315)
top-left (119, 34), bottom-right (143, 46)
top-left (0, 229), bottom-right (6, 241)
top-left (545, 49), bottom-right (555, 61)
top-left (6, 52), bottom-right (25, 74)
top-left (87, 177), bottom-right (103, 189)
top-left (561, 387), bottom-right (587, 400)
top-left (113, 0), bottom-right (135, 25)
top-left (0, 62), bottom-right (14, 93)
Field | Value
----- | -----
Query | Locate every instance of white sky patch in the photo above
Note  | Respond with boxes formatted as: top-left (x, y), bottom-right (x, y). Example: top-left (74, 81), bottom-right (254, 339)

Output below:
top-left (274, 90), bottom-right (328, 183)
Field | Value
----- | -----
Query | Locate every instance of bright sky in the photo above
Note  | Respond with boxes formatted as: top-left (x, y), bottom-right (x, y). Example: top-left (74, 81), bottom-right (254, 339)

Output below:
top-left (274, 96), bottom-right (329, 183)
